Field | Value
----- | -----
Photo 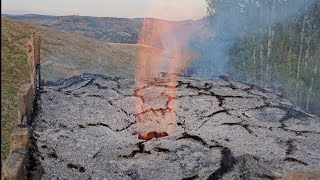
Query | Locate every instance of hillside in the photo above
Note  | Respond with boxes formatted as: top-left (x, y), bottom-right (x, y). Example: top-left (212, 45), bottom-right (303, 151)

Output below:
top-left (3, 14), bottom-right (203, 46)
top-left (3, 14), bottom-right (141, 43)
top-left (1, 17), bottom-right (161, 164)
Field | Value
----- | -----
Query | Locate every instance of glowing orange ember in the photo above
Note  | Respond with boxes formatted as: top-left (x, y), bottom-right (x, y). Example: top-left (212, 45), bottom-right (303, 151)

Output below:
top-left (138, 131), bottom-right (169, 141)
top-left (135, 4), bottom-right (198, 140)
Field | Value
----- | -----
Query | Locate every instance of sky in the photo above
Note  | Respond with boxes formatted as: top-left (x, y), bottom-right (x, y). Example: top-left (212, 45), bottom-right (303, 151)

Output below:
top-left (2, 0), bottom-right (208, 21)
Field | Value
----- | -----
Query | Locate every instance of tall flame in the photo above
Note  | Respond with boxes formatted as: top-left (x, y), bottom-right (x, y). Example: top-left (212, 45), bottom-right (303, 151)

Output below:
top-left (135, 3), bottom-right (198, 139)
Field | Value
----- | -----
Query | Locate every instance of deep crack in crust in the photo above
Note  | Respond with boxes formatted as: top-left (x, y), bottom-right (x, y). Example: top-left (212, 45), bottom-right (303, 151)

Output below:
top-left (32, 74), bottom-right (320, 180)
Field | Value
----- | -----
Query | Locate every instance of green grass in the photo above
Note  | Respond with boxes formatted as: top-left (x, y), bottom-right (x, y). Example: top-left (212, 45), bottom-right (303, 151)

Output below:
top-left (1, 28), bottom-right (30, 166)
top-left (1, 17), bottom-right (161, 165)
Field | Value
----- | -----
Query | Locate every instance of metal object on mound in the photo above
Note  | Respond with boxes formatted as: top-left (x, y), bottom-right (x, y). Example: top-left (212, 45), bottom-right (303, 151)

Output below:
top-left (32, 74), bottom-right (320, 180)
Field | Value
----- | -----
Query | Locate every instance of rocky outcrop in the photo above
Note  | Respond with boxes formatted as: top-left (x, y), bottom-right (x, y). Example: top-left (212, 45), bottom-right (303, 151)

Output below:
top-left (32, 74), bottom-right (320, 179)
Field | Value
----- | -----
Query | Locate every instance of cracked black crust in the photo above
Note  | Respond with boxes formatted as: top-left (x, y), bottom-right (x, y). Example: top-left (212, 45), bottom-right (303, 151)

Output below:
top-left (177, 133), bottom-right (223, 149)
top-left (32, 73), bottom-right (320, 179)
top-left (120, 142), bottom-right (151, 158)
top-left (39, 144), bottom-right (87, 173)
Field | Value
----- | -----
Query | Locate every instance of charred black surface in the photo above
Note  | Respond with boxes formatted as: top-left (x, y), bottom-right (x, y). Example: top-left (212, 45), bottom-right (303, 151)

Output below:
top-left (205, 109), bottom-right (228, 118)
top-left (47, 148), bottom-right (58, 159)
top-left (256, 174), bottom-right (276, 180)
top-left (67, 163), bottom-right (86, 173)
top-left (87, 123), bottom-right (113, 129)
top-left (207, 147), bottom-right (237, 180)
top-left (26, 80), bottom-right (43, 180)
top-left (177, 133), bottom-right (211, 148)
top-left (181, 175), bottom-right (199, 180)
top-left (121, 142), bottom-right (151, 158)
top-left (26, 132), bottom-right (43, 180)
top-left (154, 147), bottom-right (170, 153)
top-left (221, 123), bottom-right (253, 134)
top-left (284, 157), bottom-right (308, 166)
top-left (285, 139), bottom-right (296, 156)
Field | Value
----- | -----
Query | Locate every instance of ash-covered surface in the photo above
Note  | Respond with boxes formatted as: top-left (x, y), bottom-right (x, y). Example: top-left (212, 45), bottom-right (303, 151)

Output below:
top-left (32, 74), bottom-right (320, 180)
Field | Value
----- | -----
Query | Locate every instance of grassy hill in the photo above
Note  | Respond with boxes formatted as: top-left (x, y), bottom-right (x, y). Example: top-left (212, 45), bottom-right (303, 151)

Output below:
top-left (3, 14), bottom-right (142, 43)
top-left (1, 17), bottom-right (161, 164)
top-left (3, 14), bottom-right (203, 47)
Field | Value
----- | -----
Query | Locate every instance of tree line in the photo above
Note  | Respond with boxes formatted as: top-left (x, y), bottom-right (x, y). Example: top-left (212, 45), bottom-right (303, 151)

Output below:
top-left (187, 0), bottom-right (320, 116)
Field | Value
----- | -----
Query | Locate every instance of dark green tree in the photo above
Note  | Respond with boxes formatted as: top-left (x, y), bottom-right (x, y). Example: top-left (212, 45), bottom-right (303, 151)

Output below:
top-left (191, 0), bottom-right (320, 116)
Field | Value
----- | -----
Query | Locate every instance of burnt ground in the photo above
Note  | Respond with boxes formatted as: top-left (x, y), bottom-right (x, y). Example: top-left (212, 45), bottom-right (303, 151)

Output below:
top-left (30, 74), bottom-right (320, 180)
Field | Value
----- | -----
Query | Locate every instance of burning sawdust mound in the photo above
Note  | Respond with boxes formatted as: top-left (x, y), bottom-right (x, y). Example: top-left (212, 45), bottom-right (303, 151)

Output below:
top-left (31, 74), bottom-right (320, 179)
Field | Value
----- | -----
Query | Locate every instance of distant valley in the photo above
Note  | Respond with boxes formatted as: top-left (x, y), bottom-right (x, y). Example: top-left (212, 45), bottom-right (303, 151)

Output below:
top-left (3, 14), bottom-right (205, 46)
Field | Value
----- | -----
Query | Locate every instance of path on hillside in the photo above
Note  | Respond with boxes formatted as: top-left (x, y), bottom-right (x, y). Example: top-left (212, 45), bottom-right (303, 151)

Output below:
top-left (30, 74), bottom-right (320, 180)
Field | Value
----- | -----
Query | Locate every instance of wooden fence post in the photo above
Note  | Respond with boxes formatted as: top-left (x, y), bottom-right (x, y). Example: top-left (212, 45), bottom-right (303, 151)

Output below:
top-left (17, 84), bottom-right (33, 124)
top-left (2, 33), bottom-right (41, 180)
top-left (27, 33), bottom-right (41, 89)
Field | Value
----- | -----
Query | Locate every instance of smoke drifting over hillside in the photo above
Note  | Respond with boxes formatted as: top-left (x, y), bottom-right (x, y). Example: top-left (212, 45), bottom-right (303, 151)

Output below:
top-left (185, 0), bottom-right (320, 117)
top-left (188, 0), bottom-right (309, 78)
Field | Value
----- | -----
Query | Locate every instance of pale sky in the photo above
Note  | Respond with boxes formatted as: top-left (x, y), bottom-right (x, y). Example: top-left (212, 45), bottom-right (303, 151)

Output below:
top-left (2, 0), bottom-right (208, 21)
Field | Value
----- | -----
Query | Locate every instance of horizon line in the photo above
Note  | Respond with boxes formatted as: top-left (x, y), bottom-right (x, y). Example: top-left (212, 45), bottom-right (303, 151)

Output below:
top-left (2, 11), bottom-right (206, 22)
